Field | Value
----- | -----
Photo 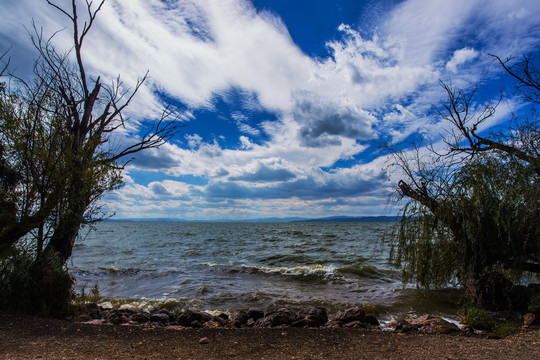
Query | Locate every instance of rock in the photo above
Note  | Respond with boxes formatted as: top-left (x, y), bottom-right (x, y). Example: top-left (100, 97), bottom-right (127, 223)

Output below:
top-left (150, 313), bottom-right (169, 325)
top-left (343, 320), bottom-right (365, 328)
top-left (132, 312), bottom-right (151, 324)
top-left (158, 309), bottom-right (176, 322)
top-left (333, 307), bottom-right (365, 324)
top-left (394, 319), bottom-right (418, 333)
top-left (364, 314), bottom-right (380, 326)
top-left (105, 310), bottom-right (129, 325)
top-left (231, 311), bottom-right (249, 328)
top-left (308, 307), bottom-right (328, 326)
top-left (256, 309), bottom-right (299, 328)
top-left (247, 307), bottom-right (265, 321)
top-left (217, 313), bottom-right (230, 321)
top-left (524, 313), bottom-right (539, 326)
top-left (419, 318), bottom-right (460, 334)
top-left (408, 314), bottom-right (436, 326)
top-left (210, 315), bottom-right (228, 326)
top-left (291, 307), bottom-right (329, 328)
top-left (406, 314), bottom-right (460, 334)
top-left (177, 310), bottom-right (214, 326)
top-left (77, 303), bottom-right (102, 321)
top-left (246, 318), bottom-right (256, 327)
top-left (291, 317), bottom-right (319, 328)
top-left (199, 337), bottom-right (209, 345)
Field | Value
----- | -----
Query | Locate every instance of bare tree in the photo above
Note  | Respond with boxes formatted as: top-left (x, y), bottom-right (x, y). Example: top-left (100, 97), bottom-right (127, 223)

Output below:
top-left (0, 0), bottom-right (185, 262)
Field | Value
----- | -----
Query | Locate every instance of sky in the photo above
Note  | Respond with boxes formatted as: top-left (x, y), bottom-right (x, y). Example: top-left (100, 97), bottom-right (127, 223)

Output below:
top-left (1, 0), bottom-right (539, 221)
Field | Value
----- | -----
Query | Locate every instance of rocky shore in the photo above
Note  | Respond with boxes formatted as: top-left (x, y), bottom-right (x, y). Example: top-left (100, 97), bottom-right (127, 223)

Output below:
top-left (75, 302), bottom-right (476, 335)
top-left (2, 310), bottom-right (540, 360)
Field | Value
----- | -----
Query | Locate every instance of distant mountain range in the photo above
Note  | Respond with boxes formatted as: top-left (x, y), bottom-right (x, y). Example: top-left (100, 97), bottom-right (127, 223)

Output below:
top-left (291, 216), bottom-right (399, 223)
top-left (105, 215), bottom-right (399, 223)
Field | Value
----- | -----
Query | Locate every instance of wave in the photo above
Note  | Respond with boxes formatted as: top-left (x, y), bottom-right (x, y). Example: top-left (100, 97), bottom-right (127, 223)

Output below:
top-left (337, 264), bottom-right (394, 279)
top-left (73, 266), bottom-right (155, 277)
top-left (242, 264), bottom-right (339, 278)
top-left (202, 262), bottom-right (341, 279)
top-left (98, 266), bottom-right (151, 275)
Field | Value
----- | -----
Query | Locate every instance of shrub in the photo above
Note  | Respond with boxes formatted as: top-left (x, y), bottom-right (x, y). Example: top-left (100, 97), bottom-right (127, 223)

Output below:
top-left (460, 306), bottom-right (495, 330)
top-left (0, 249), bottom-right (73, 317)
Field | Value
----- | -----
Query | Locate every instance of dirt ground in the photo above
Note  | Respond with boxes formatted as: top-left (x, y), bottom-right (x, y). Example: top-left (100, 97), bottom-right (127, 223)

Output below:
top-left (1, 312), bottom-right (539, 359)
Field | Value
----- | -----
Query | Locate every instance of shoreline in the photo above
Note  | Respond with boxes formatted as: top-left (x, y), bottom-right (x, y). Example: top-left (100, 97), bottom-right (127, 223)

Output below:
top-left (1, 312), bottom-right (539, 359)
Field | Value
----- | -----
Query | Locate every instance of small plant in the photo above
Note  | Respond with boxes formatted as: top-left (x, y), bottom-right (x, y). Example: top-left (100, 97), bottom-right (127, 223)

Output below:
top-left (72, 283), bottom-right (101, 307)
top-left (494, 321), bottom-right (519, 337)
top-left (460, 306), bottom-right (495, 330)
top-left (89, 283), bottom-right (101, 303)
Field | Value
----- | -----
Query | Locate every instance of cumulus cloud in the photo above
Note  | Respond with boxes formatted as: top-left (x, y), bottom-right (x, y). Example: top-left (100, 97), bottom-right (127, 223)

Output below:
top-left (186, 134), bottom-right (203, 149)
top-left (150, 182), bottom-right (171, 196)
top-left (129, 146), bottom-right (179, 170)
top-left (229, 163), bottom-right (296, 183)
top-left (292, 91), bottom-right (376, 148)
top-left (446, 48), bottom-right (479, 73)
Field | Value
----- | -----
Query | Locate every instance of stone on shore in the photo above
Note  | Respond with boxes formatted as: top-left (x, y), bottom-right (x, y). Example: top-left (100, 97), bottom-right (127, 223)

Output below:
top-left (247, 307), bottom-right (265, 321)
top-left (332, 307), bottom-right (365, 324)
top-left (256, 309), bottom-right (299, 328)
top-left (390, 315), bottom-right (460, 334)
top-left (232, 311), bottom-right (249, 328)
top-left (132, 312), bottom-right (151, 324)
top-left (177, 310), bottom-right (214, 327)
top-left (150, 313), bottom-right (170, 325)
top-left (292, 307), bottom-right (329, 328)
top-left (76, 303), bottom-right (102, 321)
top-left (105, 309), bottom-right (129, 325)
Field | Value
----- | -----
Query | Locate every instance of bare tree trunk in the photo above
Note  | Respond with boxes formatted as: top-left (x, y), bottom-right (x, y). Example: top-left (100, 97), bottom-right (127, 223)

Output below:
top-left (45, 159), bottom-right (88, 262)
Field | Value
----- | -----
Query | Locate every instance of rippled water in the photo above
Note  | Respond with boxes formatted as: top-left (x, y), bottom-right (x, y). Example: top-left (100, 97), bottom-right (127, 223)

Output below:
top-left (70, 221), bottom-right (460, 318)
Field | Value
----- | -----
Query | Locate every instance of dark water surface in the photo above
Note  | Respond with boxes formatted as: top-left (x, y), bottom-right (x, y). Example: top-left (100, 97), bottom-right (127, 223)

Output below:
top-left (70, 222), bottom-right (460, 319)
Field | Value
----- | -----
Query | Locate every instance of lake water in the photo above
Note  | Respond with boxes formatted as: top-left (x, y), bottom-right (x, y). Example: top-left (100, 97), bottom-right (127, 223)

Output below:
top-left (70, 221), bottom-right (460, 319)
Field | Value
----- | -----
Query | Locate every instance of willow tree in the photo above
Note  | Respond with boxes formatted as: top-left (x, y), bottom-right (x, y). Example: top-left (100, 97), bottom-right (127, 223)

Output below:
top-left (0, 1), bottom-right (184, 314)
top-left (388, 55), bottom-right (540, 308)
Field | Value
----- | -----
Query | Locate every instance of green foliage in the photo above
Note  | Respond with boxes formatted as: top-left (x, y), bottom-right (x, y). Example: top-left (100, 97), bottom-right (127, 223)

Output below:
top-left (460, 306), bottom-right (495, 330)
top-left (0, 248), bottom-right (73, 317)
top-left (391, 146), bottom-right (539, 292)
top-left (390, 203), bottom-right (462, 287)
top-left (388, 55), bottom-right (540, 306)
top-left (494, 321), bottom-right (520, 337)
top-left (460, 306), bottom-right (520, 336)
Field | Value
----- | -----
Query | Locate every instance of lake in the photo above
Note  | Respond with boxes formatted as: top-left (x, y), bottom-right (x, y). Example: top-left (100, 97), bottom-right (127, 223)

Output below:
top-left (70, 221), bottom-right (460, 319)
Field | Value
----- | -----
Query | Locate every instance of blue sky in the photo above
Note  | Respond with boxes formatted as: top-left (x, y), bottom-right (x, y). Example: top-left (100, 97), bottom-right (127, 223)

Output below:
top-left (1, 0), bottom-right (540, 220)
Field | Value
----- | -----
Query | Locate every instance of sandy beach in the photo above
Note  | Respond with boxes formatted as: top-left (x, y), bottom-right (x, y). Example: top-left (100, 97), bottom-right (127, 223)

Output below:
top-left (1, 312), bottom-right (539, 360)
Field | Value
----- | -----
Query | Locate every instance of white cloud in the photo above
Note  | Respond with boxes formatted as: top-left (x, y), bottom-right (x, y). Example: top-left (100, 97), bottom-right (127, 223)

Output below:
top-left (446, 48), bottom-right (479, 73)
top-left (185, 134), bottom-right (202, 149)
